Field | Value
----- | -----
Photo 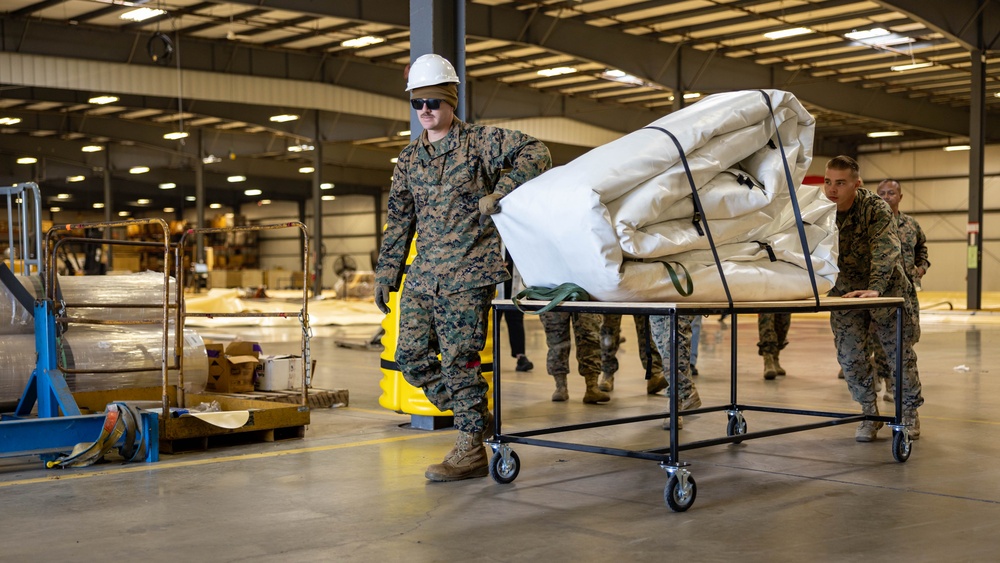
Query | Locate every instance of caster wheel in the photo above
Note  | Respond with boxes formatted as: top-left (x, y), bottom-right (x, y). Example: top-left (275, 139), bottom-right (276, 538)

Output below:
top-left (892, 430), bottom-right (911, 462)
top-left (489, 449), bottom-right (520, 484)
top-left (664, 474), bottom-right (697, 512)
top-left (726, 415), bottom-right (747, 444)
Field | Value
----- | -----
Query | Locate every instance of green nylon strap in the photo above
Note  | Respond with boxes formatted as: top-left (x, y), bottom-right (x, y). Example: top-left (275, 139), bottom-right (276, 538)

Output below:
top-left (664, 261), bottom-right (694, 297)
top-left (513, 283), bottom-right (590, 314)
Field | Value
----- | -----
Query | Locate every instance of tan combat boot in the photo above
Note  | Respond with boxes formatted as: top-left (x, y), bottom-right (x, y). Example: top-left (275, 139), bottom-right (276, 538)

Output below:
top-left (763, 354), bottom-right (778, 380)
top-left (903, 410), bottom-right (920, 440)
top-left (646, 373), bottom-right (668, 394)
top-left (425, 431), bottom-right (489, 482)
top-left (582, 374), bottom-right (611, 404)
top-left (551, 374), bottom-right (569, 402)
top-left (598, 371), bottom-right (615, 392)
top-left (774, 353), bottom-right (786, 376)
top-left (855, 403), bottom-right (884, 442)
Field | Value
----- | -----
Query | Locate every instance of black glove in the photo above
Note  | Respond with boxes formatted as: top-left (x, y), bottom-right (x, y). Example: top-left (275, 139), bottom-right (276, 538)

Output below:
top-left (479, 193), bottom-right (502, 216)
top-left (374, 284), bottom-right (391, 314)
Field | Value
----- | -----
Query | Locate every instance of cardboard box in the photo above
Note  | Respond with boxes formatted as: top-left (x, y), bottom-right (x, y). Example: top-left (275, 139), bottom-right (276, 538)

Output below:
top-left (205, 341), bottom-right (261, 393)
top-left (257, 355), bottom-right (302, 391)
top-left (241, 269), bottom-right (263, 288)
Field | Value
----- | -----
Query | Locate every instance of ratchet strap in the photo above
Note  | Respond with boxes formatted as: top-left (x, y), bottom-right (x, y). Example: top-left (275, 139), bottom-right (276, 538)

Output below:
top-left (513, 283), bottom-right (590, 314)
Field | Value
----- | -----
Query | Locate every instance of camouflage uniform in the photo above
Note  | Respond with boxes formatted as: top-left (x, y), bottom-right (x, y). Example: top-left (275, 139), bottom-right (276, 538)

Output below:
top-left (757, 313), bottom-right (791, 356)
top-left (829, 189), bottom-right (923, 415)
top-left (600, 314), bottom-right (664, 378)
top-left (541, 311), bottom-right (602, 377)
top-left (648, 314), bottom-right (698, 401)
top-left (870, 211), bottom-right (929, 387)
top-left (376, 118), bottom-right (551, 433)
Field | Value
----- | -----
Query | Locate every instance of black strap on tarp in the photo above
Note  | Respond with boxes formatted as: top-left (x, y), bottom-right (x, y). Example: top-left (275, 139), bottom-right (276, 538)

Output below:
top-left (0, 262), bottom-right (34, 317)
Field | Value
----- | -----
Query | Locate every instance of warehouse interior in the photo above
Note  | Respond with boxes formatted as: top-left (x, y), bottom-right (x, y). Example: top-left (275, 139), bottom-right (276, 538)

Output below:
top-left (2, 0), bottom-right (1000, 559)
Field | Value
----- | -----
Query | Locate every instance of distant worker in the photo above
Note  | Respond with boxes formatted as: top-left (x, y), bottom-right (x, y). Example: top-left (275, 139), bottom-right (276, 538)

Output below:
top-left (541, 311), bottom-right (609, 403)
top-left (823, 156), bottom-right (923, 441)
top-left (374, 54), bottom-right (552, 482)
top-left (648, 314), bottom-right (701, 429)
top-left (758, 313), bottom-right (791, 380)
top-left (499, 250), bottom-right (534, 372)
top-left (870, 179), bottom-right (930, 401)
top-left (598, 314), bottom-right (668, 394)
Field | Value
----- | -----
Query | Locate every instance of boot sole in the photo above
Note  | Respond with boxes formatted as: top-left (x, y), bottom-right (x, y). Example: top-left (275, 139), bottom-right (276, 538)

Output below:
top-left (425, 466), bottom-right (489, 482)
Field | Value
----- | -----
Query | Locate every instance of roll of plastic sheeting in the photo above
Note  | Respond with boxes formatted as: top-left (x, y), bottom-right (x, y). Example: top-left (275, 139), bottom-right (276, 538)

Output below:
top-left (0, 326), bottom-right (208, 405)
top-left (0, 272), bottom-right (177, 335)
top-left (493, 89), bottom-right (838, 303)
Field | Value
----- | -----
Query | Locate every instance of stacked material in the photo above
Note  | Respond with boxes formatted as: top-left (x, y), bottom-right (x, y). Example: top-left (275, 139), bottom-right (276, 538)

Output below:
top-left (494, 89), bottom-right (838, 303)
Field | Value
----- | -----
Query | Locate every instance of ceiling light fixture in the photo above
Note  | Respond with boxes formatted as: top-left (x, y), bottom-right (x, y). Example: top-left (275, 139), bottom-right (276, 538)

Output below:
top-left (867, 131), bottom-right (903, 138)
top-left (321, 195), bottom-right (336, 201)
top-left (67, 175), bottom-right (86, 182)
top-left (209, 203), bottom-right (222, 209)
top-left (88, 95), bottom-right (119, 105)
top-left (269, 114), bottom-right (299, 123)
top-left (287, 144), bottom-right (314, 152)
top-left (93, 202), bottom-right (105, 209)
top-left (845, 28), bottom-right (889, 41)
top-left (119, 8), bottom-right (165, 22)
top-left (891, 61), bottom-right (933, 72)
top-left (298, 166), bottom-right (315, 174)
top-left (163, 131), bottom-right (188, 140)
top-left (537, 67), bottom-right (577, 77)
top-left (57, 193), bottom-right (70, 200)
top-left (163, 207), bottom-right (175, 213)
top-left (260, 199), bottom-right (272, 205)
top-left (136, 199), bottom-right (150, 205)
top-left (944, 144), bottom-right (971, 151)
top-left (50, 207), bottom-right (61, 212)
top-left (390, 157), bottom-right (398, 164)
top-left (159, 183), bottom-right (176, 190)
top-left (398, 130), bottom-right (411, 137)
top-left (244, 189), bottom-right (262, 196)
top-left (185, 196), bottom-right (196, 202)
top-left (202, 155), bottom-right (222, 164)
top-left (764, 27), bottom-right (813, 40)
top-left (81, 145), bottom-right (104, 152)
top-left (341, 36), bottom-right (385, 48)
top-left (0, 117), bottom-right (21, 125)
top-left (118, 211), bottom-right (131, 217)
top-left (600, 70), bottom-right (646, 86)
top-left (321, 183), bottom-right (334, 190)
top-left (227, 175), bottom-right (246, 183)
top-left (129, 166), bottom-right (150, 174)
top-left (683, 93), bottom-right (702, 100)
top-left (17, 157), bottom-right (37, 164)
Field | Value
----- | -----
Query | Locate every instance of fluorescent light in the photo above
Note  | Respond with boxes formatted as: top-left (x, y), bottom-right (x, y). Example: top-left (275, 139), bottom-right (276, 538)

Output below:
top-left (537, 67), bottom-right (577, 77)
top-left (50, 207), bottom-right (61, 212)
top-left (185, 196), bottom-right (196, 202)
top-left (321, 183), bottom-right (334, 190)
top-left (341, 36), bottom-right (385, 48)
top-left (260, 199), bottom-right (272, 205)
top-left (287, 144), bottom-right (314, 152)
top-left (683, 92), bottom-right (701, 100)
top-left (944, 144), bottom-right (971, 151)
top-left (163, 131), bottom-right (188, 140)
top-left (269, 114), bottom-right (299, 123)
top-left (92, 203), bottom-right (104, 209)
top-left (995, 92), bottom-right (1000, 98)
top-left (67, 175), bottom-right (86, 182)
top-left (845, 28), bottom-right (889, 41)
top-left (867, 131), bottom-right (903, 138)
top-left (81, 145), bottom-right (103, 152)
top-left (57, 193), bottom-right (70, 200)
top-left (118, 211), bottom-right (130, 217)
top-left (120, 8), bottom-right (165, 22)
top-left (209, 203), bottom-right (222, 209)
top-left (136, 198), bottom-right (150, 205)
top-left (600, 70), bottom-right (645, 86)
top-left (390, 157), bottom-right (398, 164)
top-left (398, 130), bottom-right (411, 137)
top-left (891, 62), bottom-right (933, 72)
top-left (0, 117), bottom-right (21, 125)
top-left (163, 207), bottom-right (175, 213)
top-left (764, 27), bottom-right (813, 40)
top-left (159, 182), bottom-right (176, 190)
top-left (16, 157), bottom-right (37, 164)
top-left (202, 155), bottom-right (222, 164)
top-left (321, 195), bottom-right (336, 201)
top-left (88, 95), bottom-right (119, 105)
top-left (227, 175), bottom-right (246, 183)
top-left (244, 189), bottom-right (262, 196)
top-left (129, 166), bottom-right (149, 174)
top-left (298, 166), bottom-right (315, 174)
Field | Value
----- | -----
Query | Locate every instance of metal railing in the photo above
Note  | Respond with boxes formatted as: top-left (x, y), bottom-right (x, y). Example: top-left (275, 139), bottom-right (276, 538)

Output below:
top-left (1, 182), bottom-right (43, 276)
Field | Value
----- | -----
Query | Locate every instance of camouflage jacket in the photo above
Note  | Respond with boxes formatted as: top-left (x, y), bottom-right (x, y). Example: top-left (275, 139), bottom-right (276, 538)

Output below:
top-left (376, 118), bottom-right (551, 295)
top-left (830, 188), bottom-right (909, 297)
top-left (897, 211), bottom-right (930, 282)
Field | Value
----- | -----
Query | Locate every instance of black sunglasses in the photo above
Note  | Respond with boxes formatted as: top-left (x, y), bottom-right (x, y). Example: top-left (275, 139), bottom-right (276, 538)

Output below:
top-left (410, 98), bottom-right (443, 110)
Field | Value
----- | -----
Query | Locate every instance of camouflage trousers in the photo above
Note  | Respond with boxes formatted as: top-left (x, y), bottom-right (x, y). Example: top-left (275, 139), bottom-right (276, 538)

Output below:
top-left (600, 314), bottom-right (664, 378)
top-left (540, 311), bottom-right (601, 377)
top-left (395, 286), bottom-right (492, 433)
top-left (830, 305), bottom-right (923, 413)
top-left (648, 314), bottom-right (697, 400)
top-left (757, 313), bottom-right (791, 355)
top-left (868, 296), bottom-right (922, 383)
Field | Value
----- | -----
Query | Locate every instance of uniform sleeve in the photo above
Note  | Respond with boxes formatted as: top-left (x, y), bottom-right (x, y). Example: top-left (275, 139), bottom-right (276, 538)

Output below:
top-left (375, 159), bottom-right (417, 290)
top-left (482, 127), bottom-right (552, 197)
top-left (913, 219), bottom-right (930, 272)
top-left (867, 198), bottom-right (902, 296)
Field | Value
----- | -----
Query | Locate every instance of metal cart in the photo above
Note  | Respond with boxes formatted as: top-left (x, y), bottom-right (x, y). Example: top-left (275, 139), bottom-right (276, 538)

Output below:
top-left (487, 297), bottom-right (914, 512)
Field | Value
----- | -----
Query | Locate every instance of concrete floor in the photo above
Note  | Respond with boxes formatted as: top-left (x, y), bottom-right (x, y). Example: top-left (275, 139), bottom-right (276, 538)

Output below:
top-left (2, 309), bottom-right (1000, 561)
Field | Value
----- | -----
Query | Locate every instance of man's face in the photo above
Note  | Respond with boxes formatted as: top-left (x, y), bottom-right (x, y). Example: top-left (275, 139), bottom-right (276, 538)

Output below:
top-left (824, 167), bottom-right (861, 212)
top-left (877, 181), bottom-right (902, 213)
top-left (414, 98), bottom-right (454, 134)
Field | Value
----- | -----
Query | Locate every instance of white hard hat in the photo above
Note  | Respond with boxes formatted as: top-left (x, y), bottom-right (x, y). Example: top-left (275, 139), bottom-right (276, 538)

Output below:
top-left (406, 54), bottom-right (460, 91)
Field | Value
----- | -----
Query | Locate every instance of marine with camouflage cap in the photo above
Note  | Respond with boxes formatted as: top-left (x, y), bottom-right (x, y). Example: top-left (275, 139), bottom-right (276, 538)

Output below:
top-left (374, 54), bottom-right (552, 482)
top-left (823, 155), bottom-right (924, 442)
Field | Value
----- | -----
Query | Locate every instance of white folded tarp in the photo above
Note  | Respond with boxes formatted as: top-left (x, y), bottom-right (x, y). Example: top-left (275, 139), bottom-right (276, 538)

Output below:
top-left (494, 89), bottom-right (838, 303)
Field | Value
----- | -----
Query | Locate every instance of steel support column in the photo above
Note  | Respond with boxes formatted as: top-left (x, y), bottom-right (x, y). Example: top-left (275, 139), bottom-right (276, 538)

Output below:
top-left (967, 43), bottom-right (986, 310)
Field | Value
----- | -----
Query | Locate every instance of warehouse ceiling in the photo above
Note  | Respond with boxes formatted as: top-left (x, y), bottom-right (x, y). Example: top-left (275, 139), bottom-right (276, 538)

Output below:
top-left (1, 0), bottom-right (999, 214)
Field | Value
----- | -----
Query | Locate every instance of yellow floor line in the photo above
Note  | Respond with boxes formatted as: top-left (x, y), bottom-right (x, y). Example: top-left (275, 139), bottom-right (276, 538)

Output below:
top-left (0, 431), bottom-right (444, 489)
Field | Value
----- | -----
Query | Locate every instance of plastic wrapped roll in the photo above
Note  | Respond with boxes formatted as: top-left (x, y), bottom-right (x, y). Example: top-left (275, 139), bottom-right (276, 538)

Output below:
top-left (0, 326), bottom-right (208, 407)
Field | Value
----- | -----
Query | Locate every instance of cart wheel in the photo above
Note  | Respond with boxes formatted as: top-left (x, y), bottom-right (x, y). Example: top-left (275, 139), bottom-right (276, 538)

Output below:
top-left (664, 474), bottom-right (697, 512)
top-left (726, 414), bottom-right (747, 444)
top-left (489, 448), bottom-right (520, 484)
top-left (892, 430), bottom-right (911, 462)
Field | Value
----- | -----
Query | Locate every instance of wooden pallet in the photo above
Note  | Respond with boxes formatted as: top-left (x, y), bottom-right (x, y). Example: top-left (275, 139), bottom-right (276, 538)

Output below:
top-left (159, 423), bottom-right (306, 454)
top-left (208, 388), bottom-right (350, 408)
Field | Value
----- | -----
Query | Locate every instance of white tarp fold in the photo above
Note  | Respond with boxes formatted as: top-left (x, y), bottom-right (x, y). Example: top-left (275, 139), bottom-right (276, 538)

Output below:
top-left (494, 89), bottom-right (838, 303)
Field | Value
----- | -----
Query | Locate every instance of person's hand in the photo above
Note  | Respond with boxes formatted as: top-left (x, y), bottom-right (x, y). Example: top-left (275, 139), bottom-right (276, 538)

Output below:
top-left (479, 193), bottom-right (502, 216)
top-left (374, 284), bottom-right (392, 314)
top-left (842, 289), bottom-right (880, 298)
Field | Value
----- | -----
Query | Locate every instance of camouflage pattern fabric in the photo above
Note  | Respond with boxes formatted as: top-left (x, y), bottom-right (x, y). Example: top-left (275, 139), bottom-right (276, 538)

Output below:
top-left (395, 286), bottom-right (494, 433)
top-left (600, 314), bottom-right (664, 377)
top-left (376, 118), bottom-right (551, 294)
top-left (757, 313), bottom-right (791, 355)
top-left (897, 211), bottom-right (930, 286)
top-left (829, 188), bottom-right (923, 413)
top-left (648, 314), bottom-right (698, 400)
top-left (540, 311), bottom-right (602, 377)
